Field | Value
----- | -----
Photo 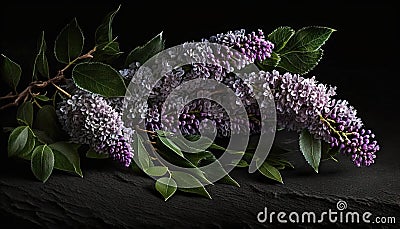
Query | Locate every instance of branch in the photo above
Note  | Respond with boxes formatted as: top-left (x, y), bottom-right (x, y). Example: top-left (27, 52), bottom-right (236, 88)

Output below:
top-left (0, 47), bottom-right (96, 110)
top-left (0, 73), bottom-right (65, 110)
top-left (60, 47), bottom-right (96, 73)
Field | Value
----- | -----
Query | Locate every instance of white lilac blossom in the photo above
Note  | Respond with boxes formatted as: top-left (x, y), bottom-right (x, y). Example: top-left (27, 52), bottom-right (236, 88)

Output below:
top-left (57, 84), bottom-right (133, 167)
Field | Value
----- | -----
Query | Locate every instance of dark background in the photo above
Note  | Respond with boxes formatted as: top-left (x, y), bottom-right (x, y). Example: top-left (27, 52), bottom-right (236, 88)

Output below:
top-left (1, 2), bottom-right (397, 129)
top-left (1, 2), bottom-right (399, 228)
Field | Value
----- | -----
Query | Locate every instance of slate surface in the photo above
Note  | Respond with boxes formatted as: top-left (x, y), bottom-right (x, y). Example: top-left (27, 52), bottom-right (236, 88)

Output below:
top-left (1, 127), bottom-right (399, 228)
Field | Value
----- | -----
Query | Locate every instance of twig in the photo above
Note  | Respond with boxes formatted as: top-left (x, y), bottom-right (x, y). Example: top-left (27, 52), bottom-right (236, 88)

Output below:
top-left (0, 92), bottom-right (14, 100)
top-left (51, 82), bottom-right (71, 98)
top-left (319, 114), bottom-right (350, 142)
top-left (0, 48), bottom-right (95, 110)
top-left (60, 46), bottom-right (96, 73)
top-left (0, 73), bottom-right (65, 110)
top-left (33, 99), bottom-right (43, 109)
top-left (135, 125), bottom-right (156, 135)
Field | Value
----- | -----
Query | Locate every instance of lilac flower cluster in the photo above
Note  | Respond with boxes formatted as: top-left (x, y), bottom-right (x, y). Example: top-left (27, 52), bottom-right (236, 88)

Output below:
top-left (57, 28), bottom-right (378, 169)
top-left (252, 70), bottom-right (379, 167)
top-left (57, 83), bottom-right (133, 167)
top-left (207, 29), bottom-right (274, 62)
top-left (121, 30), bottom-right (272, 137)
top-left (136, 64), bottom-right (261, 137)
top-left (324, 100), bottom-right (378, 167)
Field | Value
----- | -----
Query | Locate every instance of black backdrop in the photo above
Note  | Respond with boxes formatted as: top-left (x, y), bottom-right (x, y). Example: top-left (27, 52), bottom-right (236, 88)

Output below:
top-left (1, 2), bottom-right (399, 228)
top-left (1, 2), bottom-right (397, 123)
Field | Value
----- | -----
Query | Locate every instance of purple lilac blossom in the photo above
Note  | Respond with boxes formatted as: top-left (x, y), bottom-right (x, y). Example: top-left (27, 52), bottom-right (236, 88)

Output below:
top-left (57, 84), bottom-right (133, 167)
top-left (206, 29), bottom-right (274, 63)
top-left (58, 28), bottom-right (378, 168)
top-left (121, 29), bottom-right (274, 138)
top-left (255, 70), bottom-right (379, 167)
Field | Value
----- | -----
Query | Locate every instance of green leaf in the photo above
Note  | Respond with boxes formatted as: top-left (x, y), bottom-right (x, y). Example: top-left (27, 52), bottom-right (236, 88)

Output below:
top-left (134, 134), bottom-right (153, 169)
top-left (201, 150), bottom-right (240, 188)
top-left (156, 131), bottom-right (184, 157)
top-left (72, 62), bottom-right (126, 97)
top-left (218, 174), bottom-right (240, 187)
top-left (267, 146), bottom-right (293, 161)
top-left (194, 152), bottom-right (239, 187)
top-left (169, 131), bottom-right (226, 153)
top-left (172, 171), bottom-right (206, 188)
top-left (33, 31), bottom-right (49, 79)
top-left (258, 162), bottom-right (283, 183)
top-left (175, 142), bottom-right (203, 154)
top-left (180, 134), bottom-right (225, 152)
top-left (279, 159), bottom-right (295, 169)
top-left (17, 138), bottom-right (40, 161)
top-left (16, 102), bottom-right (33, 126)
top-left (179, 187), bottom-right (212, 199)
top-left (31, 144), bottom-right (54, 182)
top-left (125, 32), bottom-right (165, 66)
top-left (49, 142), bottom-right (82, 177)
top-left (156, 145), bottom-right (197, 168)
top-left (242, 152), bottom-right (254, 162)
top-left (0, 54), bottom-right (21, 91)
top-left (183, 151), bottom-right (214, 166)
top-left (278, 49), bottom-right (323, 75)
top-left (281, 26), bottom-right (335, 53)
top-left (256, 52), bottom-right (281, 71)
top-left (92, 40), bottom-right (123, 63)
top-left (321, 142), bottom-right (339, 162)
top-left (54, 18), bottom-right (84, 64)
top-left (265, 146), bottom-right (294, 170)
top-left (35, 95), bottom-right (50, 101)
top-left (144, 166), bottom-right (168, 177)
top-left (95, 5), bottom-right (120, 45)
top-left (155, 177), bottom-right (177, 201)
top-left (98, 41), bottom-right (122, 55)
top-left (271, 26), bottom-right (335, 75)
top-left (153, 137), bottom-right (211, 185)
top-left (230, 159), bottom-right (249, 168)
top-left (8, 126), bottom-right (35, 158)
top-left (153, 136), bottom-right (212, 184)
top-left (34, 105), bottom-right (66, 141)
top-left (154, 150), bottom-right (211, 187)
top-left (268, 26), bottom-right (295, 52)
top-left (86, 148), bottom-right (109, 159)
top-left (271, 163), bottom-right (285, 170)
top-left (172, 171), bottom-right (211, 199)
top-left (299, 130), bottom-right (321, 173)
top-left (266, 158), bottom-right (291, 170)
top-left (33, 129), bottom-right (55, 144)
top-left (192, 169), bottom-right (213, 186)
top-left (51, 91), bottom-right (60, 107)
top-left (130, 161), bottom-right (142, 173)
top-left (209, 143), bottom-right (226, 151)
